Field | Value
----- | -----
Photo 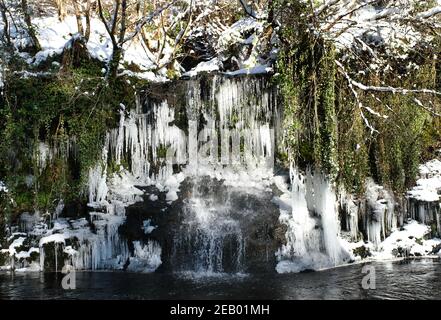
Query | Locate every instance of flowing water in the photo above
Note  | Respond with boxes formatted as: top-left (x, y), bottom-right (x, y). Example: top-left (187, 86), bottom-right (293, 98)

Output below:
top-left (1, 259), bottom-right (440, 300)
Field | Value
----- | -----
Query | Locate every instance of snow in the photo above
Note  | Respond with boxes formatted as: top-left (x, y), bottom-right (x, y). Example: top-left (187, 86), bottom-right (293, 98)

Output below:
top-left (408, 159), bottom-right (441, 202)
top-left (63, 246), bottom-right (78, 257)
top-left (217, 17), bottom-right (263, 51)
top-left (39, 233), bottom-right (66, 247)
top-left (0, 181), bottom-right (7, 193)
top-left (224, 64), bottom-right (273, 76)
top-left (15, 247), bottom-right (39, 260)
top-left (417, 6), bottom-right (441, 19)
top-left (331, 3), bottom-right (424, 56)
top-left (5, 15), bottom-right (167, 81)
top-left (2, 237), bottom-right (26, 256)
top-left (374, 220), bottom-right (441, 260)
top-left (183, 58), bottom-right (220, 77)
top-left (163, 173), bottom-right (185, 204)
top-left (142, 220), bottom-right (157, 234)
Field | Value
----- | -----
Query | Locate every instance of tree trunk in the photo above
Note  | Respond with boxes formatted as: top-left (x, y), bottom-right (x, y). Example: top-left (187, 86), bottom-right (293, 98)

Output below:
top-left (56, 0), bottom-right (66, 21)
top-left (73, 0), bottom-right (84, 35)
top-left (84, 0), bottom-right (91, 42)
top-left (21, 0), bottom-right (41, 52)
top-left (0, 1), bottom-right (11, 46)
top-left (108, 46), bottom-right (122, 79)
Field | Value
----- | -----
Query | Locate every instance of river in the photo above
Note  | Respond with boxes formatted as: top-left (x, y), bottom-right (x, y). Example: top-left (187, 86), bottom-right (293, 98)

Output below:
top-left (1, 259), bottom-right (440, 300)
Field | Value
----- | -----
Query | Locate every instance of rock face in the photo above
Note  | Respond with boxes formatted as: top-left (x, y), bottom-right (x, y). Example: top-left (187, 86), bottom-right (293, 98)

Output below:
top-left (122, 177), bottom-right (284, 274)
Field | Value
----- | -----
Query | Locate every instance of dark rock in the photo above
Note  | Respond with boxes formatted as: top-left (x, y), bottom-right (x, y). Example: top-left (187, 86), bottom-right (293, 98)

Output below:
top-left (121, 176), bottom-right (284, 274)
top-left (62, 201), bottom-right (89, 219)
top-left (431, 243), bottom-right (441, 254)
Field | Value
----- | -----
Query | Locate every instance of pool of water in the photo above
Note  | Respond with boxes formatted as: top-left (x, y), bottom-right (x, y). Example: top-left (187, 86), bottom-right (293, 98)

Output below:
top-left (1, 259), bottom-right (440, 299)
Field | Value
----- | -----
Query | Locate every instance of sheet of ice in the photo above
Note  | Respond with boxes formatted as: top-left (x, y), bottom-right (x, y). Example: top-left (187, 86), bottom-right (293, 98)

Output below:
top-left (275, 167), bottom-right (350, 273)
top-left (126, 240), bottom-right (162, 272)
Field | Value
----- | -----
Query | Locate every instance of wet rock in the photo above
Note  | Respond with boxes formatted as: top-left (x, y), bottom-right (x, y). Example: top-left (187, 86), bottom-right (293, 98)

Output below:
top-left (431, 243), bottom-right (441, 254)
top-left (121, 177), bottom-right (284, 274)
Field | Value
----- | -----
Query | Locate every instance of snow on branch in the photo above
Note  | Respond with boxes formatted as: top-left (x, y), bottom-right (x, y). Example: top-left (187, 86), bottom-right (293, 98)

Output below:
top-left (335, 59), bottom-right (380, 134)
top-left (349, 78), bottom-right (441, 97)
top-left (335, 60), bottom-right (441, 118)
top-left (416, 6), bottom-right (441, 19)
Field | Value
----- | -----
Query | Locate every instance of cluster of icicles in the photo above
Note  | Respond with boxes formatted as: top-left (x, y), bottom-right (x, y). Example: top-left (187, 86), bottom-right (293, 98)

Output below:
top-left (275, 166), bottom-right (349, 273)
top-left (36, 75), bottom-right (278, 272)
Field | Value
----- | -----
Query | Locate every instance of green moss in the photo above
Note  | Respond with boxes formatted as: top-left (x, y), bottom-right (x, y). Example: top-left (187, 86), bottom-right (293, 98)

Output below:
top-left (156, 145), bottom-right (168, 159)
top-left (276, 0), bottom-right (440, 195)
top-left (276, 24), bottom-right (339, 178)
top-left (0, 56), bottom-right (149, 216)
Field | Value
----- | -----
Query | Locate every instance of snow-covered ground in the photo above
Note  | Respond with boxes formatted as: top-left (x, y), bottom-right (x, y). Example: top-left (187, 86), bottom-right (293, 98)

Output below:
top-left (30, 16), bottom-right (168, 82)
top-left (408, 159), bottom-right (441, 202)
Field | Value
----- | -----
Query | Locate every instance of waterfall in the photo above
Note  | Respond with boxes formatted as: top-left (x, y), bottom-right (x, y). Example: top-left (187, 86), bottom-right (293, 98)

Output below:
top-left (171, 178), bottom-right (246, 273)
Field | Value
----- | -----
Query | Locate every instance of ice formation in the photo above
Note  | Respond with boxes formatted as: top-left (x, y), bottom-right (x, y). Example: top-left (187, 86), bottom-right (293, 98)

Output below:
top-left (1, 74), bottom-right (279, 273)
top-left (275, 167), bottom-right (351, 273)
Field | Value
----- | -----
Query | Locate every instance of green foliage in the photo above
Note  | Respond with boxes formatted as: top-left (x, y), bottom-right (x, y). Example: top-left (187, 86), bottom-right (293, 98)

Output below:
top-left (0, 56), bottom-right (148, 218)
top-left (364, 61), bottom-right (439, 192)
top-left (276, 15), bottom-right (339, 179)
top-left (276, 0), bottom-right (440, 195)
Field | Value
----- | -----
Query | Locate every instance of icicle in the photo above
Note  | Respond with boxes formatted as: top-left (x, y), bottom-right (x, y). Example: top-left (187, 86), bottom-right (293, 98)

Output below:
top-left (276, 166), bottom-right (349, 273)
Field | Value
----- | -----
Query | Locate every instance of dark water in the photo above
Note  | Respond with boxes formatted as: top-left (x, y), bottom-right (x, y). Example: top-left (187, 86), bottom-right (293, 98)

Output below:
top-left (1, 259), bottom-right (440, 300)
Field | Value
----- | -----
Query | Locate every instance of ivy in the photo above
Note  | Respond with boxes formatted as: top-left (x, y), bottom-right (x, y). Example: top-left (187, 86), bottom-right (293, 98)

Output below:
top-left (0, 57), bottom-right (149, 220)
